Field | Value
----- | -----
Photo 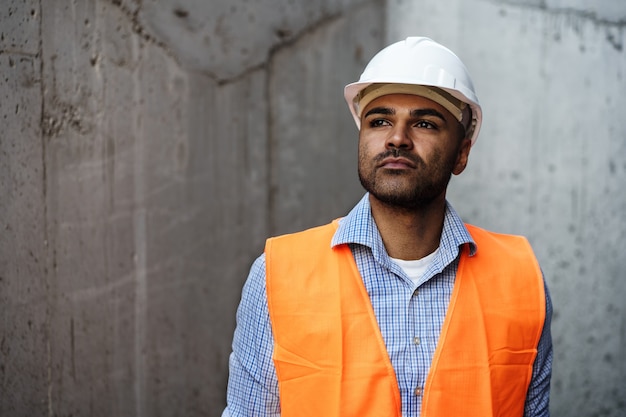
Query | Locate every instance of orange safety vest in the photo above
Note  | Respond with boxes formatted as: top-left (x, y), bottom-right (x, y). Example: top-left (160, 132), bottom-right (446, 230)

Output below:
top-left (266, 221), bottom-right (545, 417)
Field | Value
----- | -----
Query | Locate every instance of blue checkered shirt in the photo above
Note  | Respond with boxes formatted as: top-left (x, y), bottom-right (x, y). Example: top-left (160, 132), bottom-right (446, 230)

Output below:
top-left (224, 194), bottom-right (552, 416)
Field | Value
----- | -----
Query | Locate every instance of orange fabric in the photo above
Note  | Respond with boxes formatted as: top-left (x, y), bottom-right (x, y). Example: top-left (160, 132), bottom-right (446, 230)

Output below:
top-left (421, 224), bottom-right (545, 417)
top-left (266, 221), bottom-right (402, 417)
top-left (266, 221), bottom-right (545, 417)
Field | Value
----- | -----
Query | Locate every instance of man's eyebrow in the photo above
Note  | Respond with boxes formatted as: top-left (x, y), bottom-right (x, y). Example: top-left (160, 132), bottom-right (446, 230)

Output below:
top-left (363, 107), bottom-right (395, 118)
top-left (410, 108), bottom-right (447, 122)
top-left (363, 106), bottom-right (449, 124)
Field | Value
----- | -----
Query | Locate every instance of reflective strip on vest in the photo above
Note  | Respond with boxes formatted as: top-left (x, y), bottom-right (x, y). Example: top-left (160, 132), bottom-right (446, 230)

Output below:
top-left (266, 221), bottom-right (545, 417)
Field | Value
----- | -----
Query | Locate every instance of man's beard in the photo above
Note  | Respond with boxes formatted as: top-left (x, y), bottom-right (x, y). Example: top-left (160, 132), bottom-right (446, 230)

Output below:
top-left (358, 148), bottom-right (455, 210)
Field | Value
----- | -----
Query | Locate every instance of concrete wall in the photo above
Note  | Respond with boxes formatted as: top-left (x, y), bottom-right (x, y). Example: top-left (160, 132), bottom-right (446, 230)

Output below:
top-left (1, 0), bottom-right (381, 415)
top-left (387, 0), bottom-right (626, 415)
top-left (1, 0), bottom-right (624, 416)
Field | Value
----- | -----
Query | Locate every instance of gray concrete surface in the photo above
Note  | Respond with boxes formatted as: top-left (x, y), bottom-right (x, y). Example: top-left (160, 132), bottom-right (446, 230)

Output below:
top-left (1, 0), bottom-right (624, 416)
top-left (1, 0), bottom-right (379, 415)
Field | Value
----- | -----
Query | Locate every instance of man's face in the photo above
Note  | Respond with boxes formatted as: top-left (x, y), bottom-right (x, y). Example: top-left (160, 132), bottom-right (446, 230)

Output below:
top-left (357, 93), bottom-right (471, 210)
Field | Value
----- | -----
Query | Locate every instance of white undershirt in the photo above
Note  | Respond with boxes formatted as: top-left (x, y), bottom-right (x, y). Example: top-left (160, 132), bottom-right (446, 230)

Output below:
top-left (390, 247), bottom-right (439, 286)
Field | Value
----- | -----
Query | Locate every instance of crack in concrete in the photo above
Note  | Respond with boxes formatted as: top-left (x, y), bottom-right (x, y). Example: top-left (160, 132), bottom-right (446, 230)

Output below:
top-left (487, 0), bottom-right (626, 26)
top-left (105, 0), bottom-right (225, 84)
top-left (206, 0), bottom-right (377, 86)
top-left (106, 0), bottom-right (377, 88)
top-left (485, 0), bottom-right (625, 52)
top-left (200, 11), bottom-right (347, 87)
top-left (212, 9), bottom-right (346, 87)
top-left (105, 0), bottom-right (175, 62)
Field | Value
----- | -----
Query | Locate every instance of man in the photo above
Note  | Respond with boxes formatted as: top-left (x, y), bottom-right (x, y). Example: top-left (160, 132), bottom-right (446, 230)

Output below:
top-left (223, 37), bottom-right (552, 417)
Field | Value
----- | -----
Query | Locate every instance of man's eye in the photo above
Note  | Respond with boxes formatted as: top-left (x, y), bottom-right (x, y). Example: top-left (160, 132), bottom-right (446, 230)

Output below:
top-left (369, 119), bottom-right (389, 128)
top-left (415, 120), bottom-right (436, 129)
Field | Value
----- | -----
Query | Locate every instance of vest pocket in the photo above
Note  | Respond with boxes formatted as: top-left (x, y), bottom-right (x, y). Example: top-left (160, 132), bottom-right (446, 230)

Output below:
top-left (489, 349), bottom-right (536, 416)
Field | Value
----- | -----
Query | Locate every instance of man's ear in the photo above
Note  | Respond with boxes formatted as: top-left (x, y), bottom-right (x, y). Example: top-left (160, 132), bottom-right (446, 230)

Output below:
top-left (452, 138), bottom-right (472, 175)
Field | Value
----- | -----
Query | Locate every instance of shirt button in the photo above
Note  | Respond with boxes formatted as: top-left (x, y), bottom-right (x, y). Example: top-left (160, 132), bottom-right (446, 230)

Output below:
top-left (413, 336), bottom-right (421, 345)
top-left (414, 386), bottom-right (423, 396)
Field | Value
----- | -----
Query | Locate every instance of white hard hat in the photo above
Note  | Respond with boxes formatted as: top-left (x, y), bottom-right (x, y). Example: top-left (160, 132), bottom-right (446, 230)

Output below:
top-left (344, 37), bottom-right (482, 145)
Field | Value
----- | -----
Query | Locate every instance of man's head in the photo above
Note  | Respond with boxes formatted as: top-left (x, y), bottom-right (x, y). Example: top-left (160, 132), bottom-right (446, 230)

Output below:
top-left (345, 37), bottom-right (480, 209)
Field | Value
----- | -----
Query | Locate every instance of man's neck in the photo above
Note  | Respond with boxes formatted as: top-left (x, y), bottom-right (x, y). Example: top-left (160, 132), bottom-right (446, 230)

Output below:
top-left (369, 194), bottom-right (446, 261)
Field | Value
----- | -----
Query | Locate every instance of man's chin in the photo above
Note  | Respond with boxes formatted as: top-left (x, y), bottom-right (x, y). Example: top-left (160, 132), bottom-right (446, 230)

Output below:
top-left (366, 180), bottom-right (447, 208)
top-left (368, 191), bottom-right (431, 210)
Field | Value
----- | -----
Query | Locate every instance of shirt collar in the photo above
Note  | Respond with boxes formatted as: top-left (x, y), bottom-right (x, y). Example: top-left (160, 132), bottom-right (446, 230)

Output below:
top-left (332, 193), bottom-right (477, 260)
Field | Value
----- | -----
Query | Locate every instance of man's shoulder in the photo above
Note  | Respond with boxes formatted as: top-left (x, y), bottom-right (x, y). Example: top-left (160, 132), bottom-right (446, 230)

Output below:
top-left (464, 223), bottom-right (538, 266)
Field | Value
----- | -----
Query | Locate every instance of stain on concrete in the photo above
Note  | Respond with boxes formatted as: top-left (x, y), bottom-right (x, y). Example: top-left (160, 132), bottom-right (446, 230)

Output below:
top-left (173, 8), bottom-right (189, 19)
top-left (41, 100), bottom-right (92, 138)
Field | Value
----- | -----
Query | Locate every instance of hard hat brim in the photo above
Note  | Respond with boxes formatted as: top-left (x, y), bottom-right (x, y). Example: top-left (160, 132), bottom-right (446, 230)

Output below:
top-left (344, 80), bottom-right (482, 145)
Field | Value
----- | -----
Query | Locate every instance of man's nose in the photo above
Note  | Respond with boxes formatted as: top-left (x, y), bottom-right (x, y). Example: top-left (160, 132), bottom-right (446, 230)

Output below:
top-left (386, 125), bottom-right (413, 149)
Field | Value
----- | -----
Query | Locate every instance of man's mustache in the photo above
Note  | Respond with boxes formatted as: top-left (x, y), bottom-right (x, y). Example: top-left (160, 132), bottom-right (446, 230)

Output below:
top-left (373, 148), bottom-right (422, 165)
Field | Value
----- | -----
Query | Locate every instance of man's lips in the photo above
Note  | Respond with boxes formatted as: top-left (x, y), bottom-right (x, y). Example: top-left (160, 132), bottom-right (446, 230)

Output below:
top-left (378, 157), bottom-right (417, 169)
